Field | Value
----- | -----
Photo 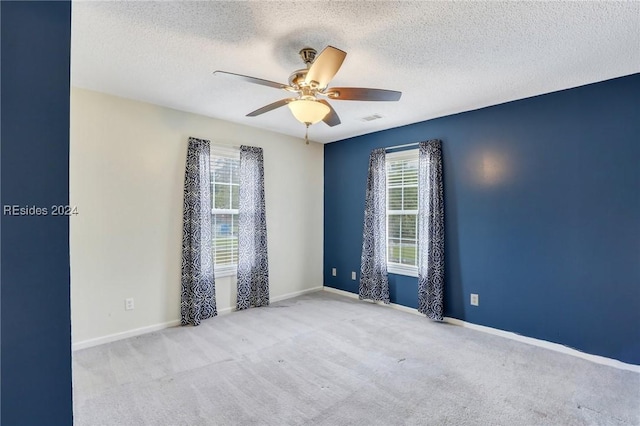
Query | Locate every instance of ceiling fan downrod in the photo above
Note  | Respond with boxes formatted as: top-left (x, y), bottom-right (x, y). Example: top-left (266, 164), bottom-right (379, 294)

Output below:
top-left (299, 48), bottom-right (317, 67)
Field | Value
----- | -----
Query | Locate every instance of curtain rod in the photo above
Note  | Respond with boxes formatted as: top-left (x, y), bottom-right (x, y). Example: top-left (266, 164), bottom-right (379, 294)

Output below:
top-left (384, 142), bottom-right (420, 151)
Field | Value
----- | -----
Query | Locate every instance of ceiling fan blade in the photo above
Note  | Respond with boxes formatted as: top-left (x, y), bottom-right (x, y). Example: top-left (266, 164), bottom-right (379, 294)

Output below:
top-left (326, 87), bottom-right (402, 101)
top-left (305, 46), bottom-right (346, 89)
top-left (318, 100), bottom-right (341, 127)
top-left (214, 71), bottom-right (289, 90)
top-left (246, 98), bottom-right (294, 117)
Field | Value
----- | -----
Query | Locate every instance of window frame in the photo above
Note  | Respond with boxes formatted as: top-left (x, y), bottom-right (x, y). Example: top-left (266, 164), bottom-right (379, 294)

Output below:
top-left (210, 145), bottom-right (240, 278)
top-left (386, 149), bottom-right (419, 278)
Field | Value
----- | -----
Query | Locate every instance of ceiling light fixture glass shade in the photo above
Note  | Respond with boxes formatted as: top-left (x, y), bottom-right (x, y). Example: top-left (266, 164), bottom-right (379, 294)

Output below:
top-left (288, 99), bottom-right (329, 125)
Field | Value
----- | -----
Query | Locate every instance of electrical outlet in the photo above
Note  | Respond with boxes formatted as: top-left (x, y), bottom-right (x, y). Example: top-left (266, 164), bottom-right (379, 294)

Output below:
top-left (351, 271), bottom-right (356, 280)
top-left (332, 268), bottom-right (337, 277)
top-left (125, 298), bottom-right (135, 311)
top-left (470, 294), bottom-right (479, 306)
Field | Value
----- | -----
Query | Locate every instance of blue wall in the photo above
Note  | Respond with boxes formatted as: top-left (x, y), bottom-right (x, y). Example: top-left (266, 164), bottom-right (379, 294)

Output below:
top-left (324, 74), bottom-right (640, 365)
top-left (1, 1), bottom-right (73, 424)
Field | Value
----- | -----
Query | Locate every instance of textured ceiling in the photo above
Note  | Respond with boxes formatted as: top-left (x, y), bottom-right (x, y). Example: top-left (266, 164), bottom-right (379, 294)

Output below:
top-left (71, 1), bottom-right (640, 144)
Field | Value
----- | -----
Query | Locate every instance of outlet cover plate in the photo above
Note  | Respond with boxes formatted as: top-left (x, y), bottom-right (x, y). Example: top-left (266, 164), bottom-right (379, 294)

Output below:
top-left (470, 294), bottom-right (479, 306)
top-left (125, 298), bottom-right (135, 310)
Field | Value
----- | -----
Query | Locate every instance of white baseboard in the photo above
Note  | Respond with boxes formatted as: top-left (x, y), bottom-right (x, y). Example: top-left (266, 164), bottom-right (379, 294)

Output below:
top-left (217, 306), bottom-right (235, 316)
top-left (271, 285), bottom-right (324, 303)
top-left (218, 286), bottom-right (324, 315)
top-left (322, 286), bottom-right (640, 373)
top-left (218, 285), bottom-right (323, 315)
top-left (72, 319), bottom-right (182, 351)
top-left (323, 286), bottom-right (422, 315)
top-left (443, 317), bottom-right (640, 373)
top-left (72, 286), bottom-right (324, 351)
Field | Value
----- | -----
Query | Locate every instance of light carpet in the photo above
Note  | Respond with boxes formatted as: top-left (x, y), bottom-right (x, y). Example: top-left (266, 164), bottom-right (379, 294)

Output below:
top-left (73, 291), bottom-right (639, 425)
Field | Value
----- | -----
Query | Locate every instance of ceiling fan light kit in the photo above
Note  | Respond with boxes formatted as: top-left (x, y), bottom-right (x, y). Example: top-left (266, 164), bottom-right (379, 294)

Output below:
top-left (288, 99), bottom-right (330, 125)
top-left (214, 45), bottom-right (402, 143)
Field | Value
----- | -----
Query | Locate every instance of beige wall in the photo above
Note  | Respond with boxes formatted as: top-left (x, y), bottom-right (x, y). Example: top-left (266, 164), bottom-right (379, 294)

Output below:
top-left (70, 88), bottom-right (324, 346)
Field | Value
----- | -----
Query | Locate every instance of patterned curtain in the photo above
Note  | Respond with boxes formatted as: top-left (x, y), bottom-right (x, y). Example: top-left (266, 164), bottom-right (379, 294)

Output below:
top-left (237, 145), bottom-right (269, 310)
top-left (418, 140), bottom-right (444, 320)
top-left (359, 148), bottom-right (390, 303)
top-left (181, 137), bottom-right (217, 326)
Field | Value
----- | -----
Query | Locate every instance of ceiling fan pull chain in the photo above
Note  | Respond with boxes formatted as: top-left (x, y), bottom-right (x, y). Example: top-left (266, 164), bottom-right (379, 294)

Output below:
top-left (305, 123), bottom-right (310, 145)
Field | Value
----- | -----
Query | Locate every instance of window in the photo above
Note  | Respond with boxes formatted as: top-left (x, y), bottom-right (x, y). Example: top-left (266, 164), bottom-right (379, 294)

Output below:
top-left (386, 149), bottom-right (418, 277)
top-left (211, 146), bottom-right (240, 276)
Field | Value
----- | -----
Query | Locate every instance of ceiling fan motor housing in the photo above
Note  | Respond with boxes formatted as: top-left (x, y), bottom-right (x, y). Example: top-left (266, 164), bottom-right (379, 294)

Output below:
top-left (289, 47), bottom-right (319, 89)
top-left (288, 69), bottom-right (309, 89)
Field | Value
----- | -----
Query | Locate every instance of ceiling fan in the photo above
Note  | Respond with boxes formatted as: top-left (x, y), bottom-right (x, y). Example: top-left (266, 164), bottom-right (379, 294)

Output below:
top-left (214, 46), bottom-right (402, 143)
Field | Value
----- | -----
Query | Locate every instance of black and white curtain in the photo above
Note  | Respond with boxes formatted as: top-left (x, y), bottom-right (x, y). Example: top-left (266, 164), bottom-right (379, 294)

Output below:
top-left (418, 140), bottom-right (444, 320)
top-left (359, 148), bottom-right (390, 303)
top-left (181, 137), bottom-right (217, 326)
top-left (237, 145), bottom-right (269, 310)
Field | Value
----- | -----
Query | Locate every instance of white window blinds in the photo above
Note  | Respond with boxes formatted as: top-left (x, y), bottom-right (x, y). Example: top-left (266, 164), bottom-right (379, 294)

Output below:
top-left (210, 146), bottom-right (240, 275)
top-left (386, 149), bottom-right (419, 276)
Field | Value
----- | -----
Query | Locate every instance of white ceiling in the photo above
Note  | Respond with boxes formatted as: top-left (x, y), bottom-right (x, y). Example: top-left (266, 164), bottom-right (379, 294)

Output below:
top-left (71, 1), bottom-right (640, 144)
